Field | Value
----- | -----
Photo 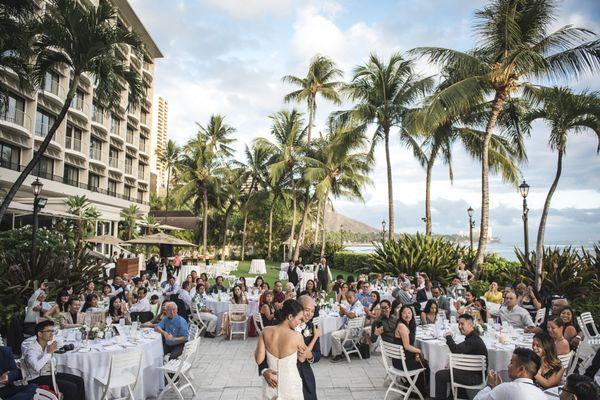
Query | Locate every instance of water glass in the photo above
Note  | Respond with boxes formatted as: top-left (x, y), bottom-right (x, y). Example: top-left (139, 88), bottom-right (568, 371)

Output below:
top-left (119, 318), bottom-right (125, 327)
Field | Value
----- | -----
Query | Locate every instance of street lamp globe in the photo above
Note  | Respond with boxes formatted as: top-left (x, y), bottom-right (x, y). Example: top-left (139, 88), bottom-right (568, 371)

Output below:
top-left (519, 180), bottom-right (530, 198)
top-left (31, 178), bottom-right (43, 196)
top-left (382, 220), bottom-right (386, 229)
top-left (467, 206), bottom-right (474, 218)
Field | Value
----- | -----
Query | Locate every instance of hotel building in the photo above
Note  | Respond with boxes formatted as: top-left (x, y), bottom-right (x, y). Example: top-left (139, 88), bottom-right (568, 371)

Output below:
top-left (152, 96), bottom-right (168, 195)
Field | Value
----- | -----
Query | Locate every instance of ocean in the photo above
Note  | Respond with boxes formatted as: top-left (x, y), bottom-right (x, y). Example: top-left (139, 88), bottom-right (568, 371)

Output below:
top-left (344, 240), bottom-right (598, 260)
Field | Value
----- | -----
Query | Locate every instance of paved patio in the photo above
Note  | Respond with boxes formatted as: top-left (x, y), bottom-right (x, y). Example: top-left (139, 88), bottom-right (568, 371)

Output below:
top-left (159, 336), bottom-right (400, 400)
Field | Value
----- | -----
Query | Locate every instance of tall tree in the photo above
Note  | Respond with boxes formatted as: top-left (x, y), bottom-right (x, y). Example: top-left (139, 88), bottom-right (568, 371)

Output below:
top-left (0, 0), bottom-right (146, 222)
top-left (412, 0), bottom-right (600, 269)
top-left (336, 53), bottom-right (433, 240)
top-left (524, 86), bottom-right (600, 288)
top-left (157, 139), bottom-right (180, 223)
top-left (119, 204), bottom-right (142, 241)
top-left (283, 54), bottom-right (343, 145)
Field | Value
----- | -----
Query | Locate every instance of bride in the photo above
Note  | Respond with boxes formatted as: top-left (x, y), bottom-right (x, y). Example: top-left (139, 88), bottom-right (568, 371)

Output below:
top-left (255, 299), bottom-right (306, 400)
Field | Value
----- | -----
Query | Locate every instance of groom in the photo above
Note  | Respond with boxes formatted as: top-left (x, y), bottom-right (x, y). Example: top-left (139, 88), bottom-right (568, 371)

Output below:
top-left (258, 295), bottom-right (321, 400)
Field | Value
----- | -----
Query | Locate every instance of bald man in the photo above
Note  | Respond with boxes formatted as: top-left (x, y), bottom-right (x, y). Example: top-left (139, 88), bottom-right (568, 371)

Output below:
top-left (525, 297), bottom-right (569, 334)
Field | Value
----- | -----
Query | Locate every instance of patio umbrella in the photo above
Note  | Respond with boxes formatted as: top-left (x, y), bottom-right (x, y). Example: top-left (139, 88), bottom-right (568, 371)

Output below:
top-left (84, 235), bottom-right (123, 246)
top-left (123, 232), bottom-right (196, 247)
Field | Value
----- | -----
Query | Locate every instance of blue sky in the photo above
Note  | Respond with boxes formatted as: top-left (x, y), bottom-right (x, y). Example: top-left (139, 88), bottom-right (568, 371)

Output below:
top-left (130, 0), bottom-right (600, 244)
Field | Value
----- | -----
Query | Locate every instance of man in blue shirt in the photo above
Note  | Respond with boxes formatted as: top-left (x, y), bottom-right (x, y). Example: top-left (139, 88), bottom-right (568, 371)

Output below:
top-left (0, 346), bottom-right (37, 400)
top-left (145, 301), bottom-right (188, 359)
top-left (355, 282), bottom-right (372, 306)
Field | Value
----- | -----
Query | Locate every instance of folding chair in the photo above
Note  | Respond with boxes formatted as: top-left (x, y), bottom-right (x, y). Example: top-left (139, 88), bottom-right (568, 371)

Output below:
top-left (188, 323), bottom-right (200, 341)
top-left (534, 308), bottom-right (546, 326)
top-left (578, 312), bottom-right (600, 339)
top-left (189, 302), bottom-right (208, 336)
top-left (380, 341), bottom-right (425, 400)
top-left (558, 351), bottom-right (573, 370)
top-left (253, 312), bottom-right (264, 334)
top-left (158, 338), bottom-right (199, 400)
top-left (95, 350), bottom-right (142, 400)
top-left (341, 316), bottom-right (365, 363)
top-left (228, 304), bottom-right (248, 340)
top-left (448, 354), bottom-right (487, 400)
top-left (34, 388), bottom-right (60, 400)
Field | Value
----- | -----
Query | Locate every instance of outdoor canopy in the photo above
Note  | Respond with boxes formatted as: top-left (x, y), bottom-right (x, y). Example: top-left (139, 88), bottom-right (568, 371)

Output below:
top-left (123, 232), bottom-right (196, 246)
top-left (84, 234), bottom-right (123, 246)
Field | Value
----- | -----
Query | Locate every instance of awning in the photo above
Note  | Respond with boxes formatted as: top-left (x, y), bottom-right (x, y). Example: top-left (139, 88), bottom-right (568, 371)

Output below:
top-left (85, 235), bottom-right (123, 246)
top-left (7, 201), bottom-right (78, 219)
top-left (123, 232), bottom-right (196, 246)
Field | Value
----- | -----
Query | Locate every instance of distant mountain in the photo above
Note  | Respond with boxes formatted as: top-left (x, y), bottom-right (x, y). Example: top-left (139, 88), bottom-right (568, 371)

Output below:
top-left (323, 204), bottom-right (379, 233)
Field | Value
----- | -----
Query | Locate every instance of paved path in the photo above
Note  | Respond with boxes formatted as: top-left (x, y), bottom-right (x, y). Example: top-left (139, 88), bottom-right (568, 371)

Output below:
top-left (158, 336), bottom-right (401, 400)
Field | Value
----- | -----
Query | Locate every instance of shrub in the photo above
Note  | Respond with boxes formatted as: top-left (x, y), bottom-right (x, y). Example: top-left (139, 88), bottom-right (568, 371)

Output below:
top-left (300, 241), bottom-right (343, 264)
top-left (369, 233), bottom-right (466, 286)
top-left (332, 251), bottom-right (372, 273)
top-left (469, 280), bottom-right (491, 297)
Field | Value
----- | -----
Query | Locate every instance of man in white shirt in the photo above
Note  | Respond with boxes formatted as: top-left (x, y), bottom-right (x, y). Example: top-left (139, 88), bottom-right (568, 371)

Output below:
top-left (177, 281), bottom-right (193, 310)
top-left (498, 291), bottom-right (534, 329)
top-left (330, 290), bottom-right (365, 363)
top-left (129, 287), bottom-right (151, 313)
top-left (22, 320), bottom-right (85, 400)
top-left (191, 283), bottom-right (218, 338)
top-left (473, 347), bottom-right (546, 400)
top-left (163, 275), bottom-right (180, 298)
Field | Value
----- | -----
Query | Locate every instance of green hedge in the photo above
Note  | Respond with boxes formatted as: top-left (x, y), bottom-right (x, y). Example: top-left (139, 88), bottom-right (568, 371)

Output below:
top-left (332, 251), bottom-right (372, 273)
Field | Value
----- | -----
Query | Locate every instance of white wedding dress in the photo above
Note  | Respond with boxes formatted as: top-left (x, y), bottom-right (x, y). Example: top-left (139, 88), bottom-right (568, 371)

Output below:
top-left (263, 350), bottom-right (303, 400)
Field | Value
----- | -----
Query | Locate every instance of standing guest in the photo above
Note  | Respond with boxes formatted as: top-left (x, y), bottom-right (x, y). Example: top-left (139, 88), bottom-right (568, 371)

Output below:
top-left (59, 298), bottom-right (85, 329)
top-left (473, 348), bottom-right (546, 400)
top-left (24, 287), bottom-right (48, 324)
top-left (559, 306), bottom-right (583, 349)
top-left (272, 281), bottom-right (285, 310)
top-left (447, 276), bottom-right (465, 299)
top-left (356, 282), bottom-right (372, 306)
top-left (560, 374), bottom-right (600, 400)
top-left (498, 291), bottom-right (534, 329)
top-left (300, 279), bottom-right (319, 300)
top-left (221, 285), bottom-right (248, 338)
top-left (434, 314), bottom-right (488, 400)
top-left (368, 300), bottom-right (397, 345)
top-left (260, 291), bottom-right (277, 327)
top-left (330, 290), bottom-right (365, 363)
top-left (173, 254), bottom-right (182, 276)
top-left (456, 259), bottom-right (474, 288)
top-left (287, 260), bottom-right (300, 288)
top-left (363, 291), bottom-right (381, 325)
top-left (143, 302), bottom-right (188, 359)
top-left (129, 287), bottom-right (151, 313)
top-left (484, 282), bottom-right (503, 304)
top-left (548, 317), bottom-right (571, 356)
top-left (22, 321), bottom-right (86, 400)
top-left (420, 300), bottom-right (439, 325)
top-left (106, 296), bottom-right (130, 325)
top-left (393, 305), bottom-right (427, 394)
top-left (335, 283), bottom-right (350, 304)
top-left (532, 332), bottom-right (564, 389)
top-left (516, 283), bottom-right (542, 319)
top-left (316, 257), bottom-right (331, 292)
top-left (431, 285), bottom-right (452, 319)
top-left (331, 275), bottom-right (345, 294)
top-left (81, 294), bottom-right (102, 313)
top-left (416, 279), bottom-right (434, 302)
top-left (0, 345), bottom-right (37, 400)
top-left (43, 291), bottom-right (70, 320)
top-left (208, 276), bottom-right (226, 295)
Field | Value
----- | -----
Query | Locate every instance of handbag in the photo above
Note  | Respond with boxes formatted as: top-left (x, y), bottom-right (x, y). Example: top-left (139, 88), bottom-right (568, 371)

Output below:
top-left (359, 342), bottom-right (370, 359)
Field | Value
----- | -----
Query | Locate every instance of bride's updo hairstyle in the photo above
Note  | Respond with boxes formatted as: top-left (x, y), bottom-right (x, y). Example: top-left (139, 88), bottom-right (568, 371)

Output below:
top-left (276, 299), bottom-right (303, 323)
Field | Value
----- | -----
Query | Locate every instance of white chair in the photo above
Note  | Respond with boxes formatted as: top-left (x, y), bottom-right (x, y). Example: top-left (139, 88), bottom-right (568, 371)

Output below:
top-left (34, 388), bottom-right (60, 400)
top-left (312, 316), bottom-right (321, 327)
top-left (189, 302), bottom-right (208, 336)
top-left (21, 354), bottom-right (61, 399)
top-left (95, 350), bottom-right (142, 400)
top-left (228, 304), bottom-right (248, 340)
top-left (158, 338), bottom-right (199, 400)
top-left (567, 345), bottom-right (583, 376)
top-left (341, 316), bottom-right (365, 363)
top-left (534, 308), bottom-right (546, 326)
top-left (380, 341), bottom-right (425, 400)
top-left (253, 312), bottom-right (264, 334)
top-left (558, 351), bottom-right (573, 370)
top-left (579, 312), bottom-right (600, 338)
top-left (188, 322), bottom-right (200, 341)
top-left (448, 354), bottom-right (487, 400)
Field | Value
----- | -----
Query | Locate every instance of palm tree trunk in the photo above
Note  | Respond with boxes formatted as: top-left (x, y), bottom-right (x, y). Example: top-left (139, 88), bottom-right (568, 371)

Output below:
top-left (306, 95), bottom-right (315, 145)
top-left (293, 195), bottom-right (311, 260)
top-left (0, 76), bottom-right (79, 222)
top-left (221, 204), bottom-right (233, 260)
top-left (425, 158), bottom-right (434, 236)
top-left (241, 211), bottom-right (248, 261)
top-left (314, 198), bottom-right (322, 245)
top-left (288, 178), bottom-right (297, 260)
top-left (267, 200), bottom-right (275, 260)
top-left (384, 128), bottom-right (395, 241)
top-left (164, 166), bottom-right (170, 223)
top-left (320, 191), bottom-right (329, 257)
top-left (535, 148), bottom-right (563, 290)
top-left (202, 187), bottom-right (209, 258)
top-left (474, 92), bottom-right (507, 269)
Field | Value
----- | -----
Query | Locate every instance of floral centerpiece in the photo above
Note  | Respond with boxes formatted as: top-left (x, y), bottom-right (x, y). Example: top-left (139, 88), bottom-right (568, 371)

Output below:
top-left (80, 324), bottom-right (111, 340)
top-left (474, 322), bottom-right (488, 335)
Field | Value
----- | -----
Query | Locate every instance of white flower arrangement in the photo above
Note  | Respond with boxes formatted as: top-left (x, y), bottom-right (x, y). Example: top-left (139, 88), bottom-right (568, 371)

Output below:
top-left (455, 296), bottom-right (466, 306)
top-left (474, 323), bottom-right (487, 335)
top-left (302, 328), bottom-right (312, 338)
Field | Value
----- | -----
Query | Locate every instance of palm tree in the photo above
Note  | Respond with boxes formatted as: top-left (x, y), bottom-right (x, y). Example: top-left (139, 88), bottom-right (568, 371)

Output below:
top-left (255, 110), bottom-right (307, 259)
top-left (119, 204), bottom-right (142, 241)
top-left (524, 86), bottom-right (600, 288)
top-left (157, 139), bottom-right (180, 223)
top-left (217, 166), bottom-right (245, 260)
top-left (65, 195), bottom-right (100, 247)
top-left (144, 214), bottom-right (160, 234)
top-left (412, 0), bottom-right (600, 268)
top-left (283, 54), bottom-right (344, 144)
top-left (336, 53), bottom-right (434, 240)
top-left (0, 0), bottom-right (146, 222)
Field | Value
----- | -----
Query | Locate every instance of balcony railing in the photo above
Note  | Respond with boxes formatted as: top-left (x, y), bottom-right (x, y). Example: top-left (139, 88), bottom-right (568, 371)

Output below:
top-left (109, 157), bottom-right (119, 168)
top-left (70, 98), bottom-right (88, 114)
top-left (89, 147), bottom-right (102, 161)
top-left (65, 136), bottom-right (82, 152)
top-left (110, 122), bottom-right (120, 135)
top-left (35, 122), bottom-right (52, 137)
top-left (0, 108), bottom-right (28, 127)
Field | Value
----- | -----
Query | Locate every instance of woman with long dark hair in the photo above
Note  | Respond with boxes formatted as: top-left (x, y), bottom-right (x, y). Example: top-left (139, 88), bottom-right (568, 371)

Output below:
top-left (43, 291), bottom-right (70, 319)
top-left (221, 285), bottom-right (248, 338)
top-left (420, 300), bottom-right (438, 325)
top-left (81, 294), bottom-right (102, 312)
top-left (394, 305), bottom-right (423, 369)
top-left (260, 291), bottom-right (277, 327)
top-left (299, 279), bottom-right (318, 300)
top-left (106, 296), bottom-right (130, 325)
top-left (532, 332), bottom-right (565, 388)
top-left (364, 290), bottom-right (381, 323)
top-left (558, 306), bottom-right (583, 349)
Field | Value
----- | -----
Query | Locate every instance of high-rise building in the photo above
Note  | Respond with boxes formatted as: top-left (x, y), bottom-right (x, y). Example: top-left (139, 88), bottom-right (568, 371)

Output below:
top-left (0, 0), bottom-right (162, 239)
top-left (152, 96), bottom-right (168, 195)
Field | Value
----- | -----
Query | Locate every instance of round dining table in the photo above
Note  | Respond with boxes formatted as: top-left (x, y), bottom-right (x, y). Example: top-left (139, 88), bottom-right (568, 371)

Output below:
top-left (316, 311), bottom-right (345, 357)
top-left (249, 259), bottom-right (267, 274)
top-left (204, 295), bottom-right (260, 335)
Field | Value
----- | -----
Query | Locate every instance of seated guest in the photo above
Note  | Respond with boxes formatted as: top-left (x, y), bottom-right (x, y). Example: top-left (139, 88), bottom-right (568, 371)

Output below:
top-left (272, 281), bottom-right (285, 310)
top-left (332, 275), bottom-right (345, 294)
top-left (299, 279), bottom-right (319, 300)
top-left (420, 299), bottom-right (438, 325)
top-left (393, 305), bottom-right (427, 394)
top-left (81, 293), bottom-right (102, 313)
top-left (371, 273), bottom-right (383, 288)
top-left (526, 297), bottom-right (569, 334)
top-left (484, 282), bottom-right (503, 304)
top-left (363, 291), bottom-right (381, 325)
top-left (368, 300), bottom-right (397, 345)
top-left (548, 317), bottom-right (571, 356)
top-left (330, 290), bottom-right (365, 363)
top-left (143, 302), bottom-right (188, 359)
top-left (356, 282), bottom-right (372, 306)
top-left (454, 289), bottom-right (477, 314)
top-left (220, 285), bottom-right (248, 338)
top-left (22, 321), bottom-right (85, 400)
top-left (562, 374), bottom-right (600, 400)
top-left (0, 345), bottom-right (37, 400)
top-left (43, 291), bottom-right (70, 320)
top-left (208, 276), bottom-right (226, 295)
top-left (110, 275), bottom-right (127, 301)
top-left (498, 291), bottom-right (534, 329)
top-left (163, 275), bottom-right (180, 299)
top-left (431, 285), bottom-right (451, 319)
top-left (191, 284), bottom-right (217, 338)
top-left (532, 332), bottom-right (564, 388)
top-left (106, 296), bottom-right (130, 325)
top-left (446, 276), bottom-right (465, 299)
top-left (260, 291), bottom-right (277, 327)
top-left (80, 281), bottom-right (96, 301)
top-left (416, 279), bottom-right (433, 302)
top-left (434, 314), bottom-right (488, 400)
top-left (473, 298), bottom-right (491, 324)
top-left (129, 287), bottom-right (151, 313)
top-left (24, 288), bottom-right (47, 324)
top-left (559, 306), bottom-right (583, 349)
top-left (396, 273), bottom-right (411, 287)
top-left (59, 298), bottom-right (85, 329)
top-left (284, 282), bottom-right (296, 300)
top-left (415, 274), bottom-right (426, 291)
top-left (149, 294), bottom-right (161, 317)
top-left (100, 284), bottom-right (112, 302)
top-left (261, 282), bottom-right (270, 293)
top-left (176, 281), bottom-right (193, 310)
top-left (254, 276), bottom-right (264, 291)
top-left (335, 283), bottom-right (350, 304)
top-left (516, 283), bottom-right (542, 319)
top-left (473, 348), bottom-right (546, 400)
top-left (392, 281), bottom-right (414, 306)
top-left (238, 277), bottom-right (248, 293)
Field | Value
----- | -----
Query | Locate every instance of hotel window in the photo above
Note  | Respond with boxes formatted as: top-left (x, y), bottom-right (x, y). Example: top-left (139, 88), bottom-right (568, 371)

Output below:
top-left (90, 137), bottom-right (102, 160)
top-left (107, 179), bottom-right (117, 196)
top-left (65, 125), bottom-right (82, 151)
top-left (92, 101), bottom-right (103, 123)
top-left (0, 93), bottom-right (25, 125)
top-left (126, 126), bottom-right (135, 144)
top-left (33, 156), bottom-right (54, 179)
top-left (137, 190), bottom-right (144, 203)
top-left (124, 156), bottom-right (133, 175)
top-left (109, 147), bottom-right (119, 168)
top-left (35, 109), bottom-right (56, 137)
top-left (63, 164), bottom-right (79, 186)
top-left (110, 114), bottom-right (121, 135)
top-left (70, 89), bottom-right (85, 110)
top-left (42, 71), bottom-right (60, 95)
top-left (88, 172), bottom-right (100, 190)
top-left (0, 141), bottom-right (20, 170)
top-left (124, 185), bottom-right (133, 200)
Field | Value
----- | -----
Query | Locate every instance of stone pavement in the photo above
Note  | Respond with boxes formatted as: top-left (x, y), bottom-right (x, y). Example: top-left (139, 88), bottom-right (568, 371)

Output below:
top-left (157, 335), bottom-right (405, 400)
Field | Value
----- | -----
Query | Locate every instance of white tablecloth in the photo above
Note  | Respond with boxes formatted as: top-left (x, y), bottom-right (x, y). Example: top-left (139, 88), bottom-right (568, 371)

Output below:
top-left (54, 329), bottom-right (164, 400)
top-left (249, 259), bottom-right (267, 274)
top-left (317, 313), bottom-right (345, 356)
top-left (204, 297), bottom-right (259, 335)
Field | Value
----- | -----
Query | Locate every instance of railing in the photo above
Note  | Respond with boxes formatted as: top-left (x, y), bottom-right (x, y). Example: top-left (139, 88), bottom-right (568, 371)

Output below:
top-left (137, 170), bottom-right (146, 180)
top-left (110, 121), bottom-right (120, 135)
top-left (0, 108), bottom-right (29, 128)
top-left (35, 122), bottom-right (51, 137)
top-left (0, 160), bottom-right (22, 172)
top-left (65, 136), bottom-right (82, 152)
top-left (126, 131), bottom-right (135, 144)
top-left (109, 157), bottom-right (119, 168)
top-left (89, 147), bottom-right (102, 160)
top-left (70, 97), bottom-right (88, 114)
top-left (124, 163), bottom-right (133, 175)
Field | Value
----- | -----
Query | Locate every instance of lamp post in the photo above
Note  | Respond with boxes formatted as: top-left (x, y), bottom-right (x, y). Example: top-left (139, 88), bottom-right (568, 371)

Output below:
top-left (519, 180), bottom-right (530, 267)
top-left (381, 220), bottom-right (386, 244)
top-left (30, 178), bottom-right (46, 267)
top-left (467, 206), bottom-right (475, 251)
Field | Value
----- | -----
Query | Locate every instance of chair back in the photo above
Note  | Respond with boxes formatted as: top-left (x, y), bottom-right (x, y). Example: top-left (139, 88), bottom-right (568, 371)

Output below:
top-left (579, 312), bottom-right (600, 337)
top-left (229, 304), bottom-right (247, 314)
top-left (448, 353), bottom-right (487, 372)
top-left (130, 311), bottom-right (154, 323)
top-left (253, 313), bottom-right (264, 333)
top-left (558, 351), bottom-right (573, 370)
top-left (188, 322), bottom-right (200, 340)
top-left (347, 316), bottom-right (365, 330)
top-left (534, 308), bottom-right (546, 326)
top-left (87, 311), bottom-right (105, 327)
top-left (34, 388), bottom-right (60, 400)
top-left (380, 341), bottom-right (407, 371)
top-left (312, 316), bottom-right (321, 327)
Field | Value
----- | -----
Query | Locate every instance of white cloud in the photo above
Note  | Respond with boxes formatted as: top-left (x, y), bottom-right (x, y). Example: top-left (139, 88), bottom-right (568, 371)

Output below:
top-left (202, 0), bottom-right (295, 19)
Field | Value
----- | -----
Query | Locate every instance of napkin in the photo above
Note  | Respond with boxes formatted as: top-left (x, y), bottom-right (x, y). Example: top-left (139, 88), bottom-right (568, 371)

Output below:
top-left (102, 345), bottom-right (122, 351)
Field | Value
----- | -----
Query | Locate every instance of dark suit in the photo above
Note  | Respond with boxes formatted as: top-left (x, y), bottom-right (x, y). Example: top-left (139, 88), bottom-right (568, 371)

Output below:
top-left (288, 266), bottom-right (300, 287)
top-left (316, 264), bottom-right (329, 291)
top-left (258, 320), bottom-right (321, 400)
top-left (0, 346), bottom-right (37, 400)
top-left (416, 288), bottom-right (431, 303)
